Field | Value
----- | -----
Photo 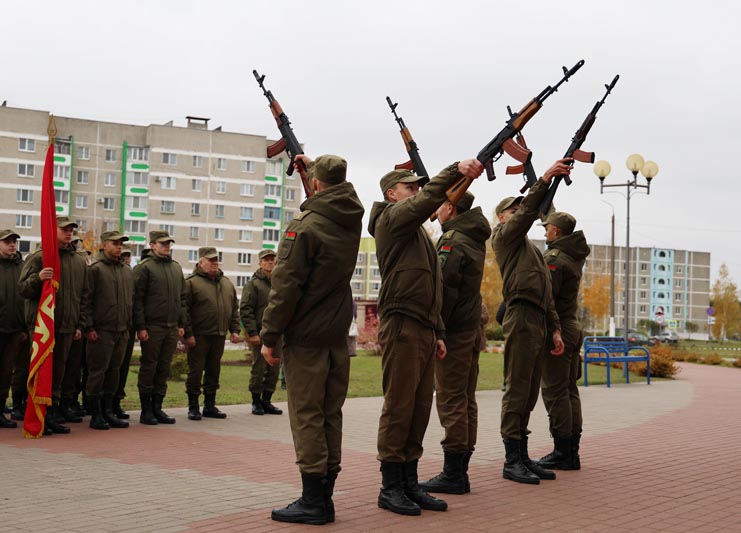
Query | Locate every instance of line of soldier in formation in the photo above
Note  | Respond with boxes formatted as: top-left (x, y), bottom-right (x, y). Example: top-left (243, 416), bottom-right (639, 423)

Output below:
top-left (0, 152), bottom-right (591, 526)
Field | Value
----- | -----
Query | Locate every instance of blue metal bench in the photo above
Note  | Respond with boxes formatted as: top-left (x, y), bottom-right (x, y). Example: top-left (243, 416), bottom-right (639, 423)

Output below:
top-left (582, 336), bottom-right (651, 387)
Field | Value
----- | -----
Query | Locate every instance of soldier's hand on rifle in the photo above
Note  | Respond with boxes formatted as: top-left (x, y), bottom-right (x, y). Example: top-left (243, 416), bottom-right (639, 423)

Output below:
top-left (261, 345), bottom-right (281, 367)
top-left (550, 330), bottom-right (565, 355)
top-left (436, 339), bottom-right (447, 361)
top-left (86, 330), bottom-right (99, 343)
top-left (230, 332), bottom-right (241, 344)
top-left (137, 329), bottom-right (149, 342)
top-left (294, 154), bottom-right (313, 168)
top-left (185, 336), bottom-right (196, 348)
top-left (457, 159), bottom-right (485, 179)
top-left (542, 158), bottom-right (574, 184)
top-left (39, 267), bottom-right (54, 281)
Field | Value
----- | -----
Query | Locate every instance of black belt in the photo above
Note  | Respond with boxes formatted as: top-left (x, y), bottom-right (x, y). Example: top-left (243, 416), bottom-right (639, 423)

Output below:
top-left (509, 298), bottom-right (545, 314)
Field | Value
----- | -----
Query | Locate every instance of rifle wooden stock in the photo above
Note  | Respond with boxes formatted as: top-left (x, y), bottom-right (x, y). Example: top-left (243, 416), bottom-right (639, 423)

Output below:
top-left (429, 175), bottom-right (473, 222)
top-left (511, 100), bottom-right (542, 130)
top-left (394, 160), bottom-right (415, 171)
top-left (400, 128), bottom-right (414, 151)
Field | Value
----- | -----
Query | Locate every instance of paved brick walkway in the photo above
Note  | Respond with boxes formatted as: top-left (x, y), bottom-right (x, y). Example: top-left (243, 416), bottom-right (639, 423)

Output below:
top-left (1, 362), bottom-right (738, 532)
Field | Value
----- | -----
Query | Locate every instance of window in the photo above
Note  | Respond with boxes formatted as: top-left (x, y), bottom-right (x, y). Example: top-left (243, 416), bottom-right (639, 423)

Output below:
top-left (676, 266), bottom-right (683, 273)
top-left (640, 291), bottom-right (647, 299)
top-left (215, 181), bottom-right (226, 194)
top-left (264, 206), bottom-right (280, 220)
top-left (285, 188), bottom-right (297, 201)
top-left (284, 211), bottom-right (295, 223)
top-left (103, 197), bottom-right (114, 210)
top-left (126, 197), bottom-right (148, 210)
top-left (215, 205), bottom-right (225, 218)
top-left (19, 138), bottom-right (35, 152)
top-left (658, 264), bottom-right (666, 272)
top-left (352, 282), bottom-right (363, 291)
top-left (354, 267), bottom-right (363, 276)
top-left (161, 201), bottom-right (175, 214)
top-left (263, 228), bottom-right (280, 241)
top-left (162, 176), bottom-right (176, 190)
top-left (190, 226), bottom-right (199, 239)
top-left (192, 179), bottom-right (202, 192)
top-left (55, 190), bottom-right (70, 204)
top-left (128, 146), bottom-right (149, 161)
top-left (658, 251), bottom-right (666, 258)
top-left (54, 141), bottom-right (71, 155)
top-left (191, 203), bottom-right (201, 216)
top-left (129, 172), bottom-right (149, 185)
top-left (77, 145), bottom-right (90, 160)
top-left (639, 305), bottom-right (646, 313)
top-left (18, 164), bottom-right (34, 177)
top-left (158, 225), bottom-right (174, 237)
top-left (675, 307), bottom-right (682, 315)
top-left (371, 282), bottom-right (381, 292)
top-left (265, 184), bottom-right (281, 197)
top-left (237, 252), bottom-right (252, 265)
top-left (15, 214), bottom-right (32, 228)
top-left (217, 158), bottom-right (227, 170)
top-left (105, 148), bottom-right (116, 162)
top-left (357, 253), bottom-right (365, 264)
top-left (640, 277), bottom-right (646, 285)
top-left (371, 268), bottom-right (380, 277)
top-left (75, 195), bottom-right (88, 209)
top-left (102, 221), bottom-right (116, 232)
top-left (125, 220), bottom-right (146, 233)
top-left (265, 159), bottom-right (282, 176)
top-left (236, 275), bottom-right (248, 288)
top-left (162, 152), bottom-right (177, 165)
top-left (188, 250), bottom-right (198, 263)
top-left (214, 228), bottom-right (224, 240)
top-left (193, 155), bottom-right (203, 168)
top-left (77, 170), bottom-right (89, 184)
top-left (104, 173), bottom-right (116, 187)
top-left (16, 189), bottom-right (34, 203)
top-left (54, 165), bottom-right (70, 180)
top-left (74, 219), bottom-right (86, 231)
top-left (640, 263), bottom-right (647, 271)
top-left (239, 230), bottom-right (252, 242)
top-left (242, 160), bottom-right (256, 173)
top-left (240, 183), bottom-right (254, 196)
top-left (240, 207), bottom-right (253, 220)
top-left (675, 293), bottom-right (683, 301)
top-left (675, 279), bottom-right (682, 287)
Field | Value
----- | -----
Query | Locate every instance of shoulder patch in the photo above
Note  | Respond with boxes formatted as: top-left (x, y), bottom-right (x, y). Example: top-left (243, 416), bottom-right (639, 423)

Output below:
top-left (440, 245), bottom-right (452, 254)
top-left (548, 264), bottom-right (558, 271)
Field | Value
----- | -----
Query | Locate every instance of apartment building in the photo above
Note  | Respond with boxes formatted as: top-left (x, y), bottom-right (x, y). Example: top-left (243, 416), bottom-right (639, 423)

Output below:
top-left (0, 105), bottom-right (301, 290)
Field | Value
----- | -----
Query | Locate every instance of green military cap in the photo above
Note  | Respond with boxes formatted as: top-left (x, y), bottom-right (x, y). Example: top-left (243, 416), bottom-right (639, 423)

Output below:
top-left (495, 195), bottom-right (524, 216)
top-left (541, 211), bottom-right (576, 235)
top-left (379, 169), bottom-right (429, 194)
top-left (101, 230), bottom-right (129, 242)
top-left (0, 229), bottom-right (21, 241)
top-left (70, 234), bottom-right (82, 243)
top-left (259, 249), bottom-right (277, 260)
top-left (56, 216), bottom-right (78, 228)
top-left (455, 191), bottom-right (475, 213)
top-left (198, 246), bottom-right (218, 259)
top-left (312, 154), bottom-right (347, 185)
top-left (149, 230), bottom-right (174, 244)
top-left (121, 249), bottom-right (132, 257)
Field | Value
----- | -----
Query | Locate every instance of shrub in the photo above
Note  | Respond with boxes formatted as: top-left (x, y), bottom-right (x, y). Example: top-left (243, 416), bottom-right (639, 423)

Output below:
top-left (685, 353), bottom-right (700, 363)
top-left (702, 353), bottom-right (723, 365)
top-left (629, 352), bottom-right (680, 378)
top-left (732, 358), bottom-right (741, 368)
top-left (169, 353), bottom-right (189, 381)
top-left (358, 316), bottom-right (381, 356)
top-left (486, 326), bottom-right (504, 341)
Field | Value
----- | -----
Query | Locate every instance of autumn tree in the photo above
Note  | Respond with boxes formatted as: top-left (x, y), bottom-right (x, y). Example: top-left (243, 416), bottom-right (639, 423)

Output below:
top-left (580, 273), bottom-right (612, 332)
top-left (480, 246), bottom-right (503, 326)
top-left (711, 263), bottom-right (741, 341)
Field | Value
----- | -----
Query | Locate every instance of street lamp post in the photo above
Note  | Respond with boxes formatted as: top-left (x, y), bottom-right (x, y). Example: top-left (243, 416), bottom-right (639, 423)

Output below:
top-left (594, 155), bottom-right (659, 341)
top-left (600, 199), bottom-right (616, 336)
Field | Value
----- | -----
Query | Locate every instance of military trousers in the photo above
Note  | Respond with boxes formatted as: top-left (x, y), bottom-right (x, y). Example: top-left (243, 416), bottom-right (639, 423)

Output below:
top-left (435, 328), bottom-right (480, 453)
top-left (249, 339), bottom-right (281, 395)
top-left (541, 322), bottom-right (583, 438)
top-left (86, 330), bottom-right (129, 398)
top-left (45, 331), bottom-right (75, 402)
top-left (61, 337), bottom-right (85, 401)
top-left (377, 313), bottom-right (436, 463)
top-left (501, 302), bottom-right (548, 440)
top-left (11, 335), bottom-right (31, 396)
top-left (116, 329), bottom-right (136, 399)
top-left (0, 332), bottom-right (24, 402)
top-left (186, 335), bottom-right (226, 396)
top-left (283, 338), bottom-right (350, 476)
top-left (137, 325), bottom-right (178, 396)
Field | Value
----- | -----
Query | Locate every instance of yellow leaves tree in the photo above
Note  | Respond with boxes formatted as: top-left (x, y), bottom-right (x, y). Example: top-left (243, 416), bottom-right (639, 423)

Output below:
top-left (480, 246), bottom-right (503, 325)
top-left (711, 263), bottom-right (741, 341)
top-left (580, 273), bottom-right (612, 332)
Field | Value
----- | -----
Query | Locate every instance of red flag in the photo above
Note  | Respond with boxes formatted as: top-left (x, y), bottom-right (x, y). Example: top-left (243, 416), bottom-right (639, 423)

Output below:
top-left (24, 121), bottom-right (59, 438)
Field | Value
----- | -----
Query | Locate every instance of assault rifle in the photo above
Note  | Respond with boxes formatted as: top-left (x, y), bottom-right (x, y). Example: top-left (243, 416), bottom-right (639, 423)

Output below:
top-left (253, 70), bottom-right (312, 198)
top-left (539, 74), bottom-right (620, 214)
top-left (386, 96), bottom-right (429, 178)
top-left (443, 60), bottom-right (585, 208)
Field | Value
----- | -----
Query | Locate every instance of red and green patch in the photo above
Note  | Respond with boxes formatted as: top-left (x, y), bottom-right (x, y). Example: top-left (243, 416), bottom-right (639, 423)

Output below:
top-left (548, 264), bottom-right (558, 270)
top-left (285, 231), bottom-right (297, 241)
top-left (440, 245), bottom-right (452, 253)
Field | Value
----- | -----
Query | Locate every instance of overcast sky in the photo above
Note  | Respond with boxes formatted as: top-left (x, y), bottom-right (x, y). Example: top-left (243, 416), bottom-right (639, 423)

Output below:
top-left (3, 1), bottom-right (739, 283)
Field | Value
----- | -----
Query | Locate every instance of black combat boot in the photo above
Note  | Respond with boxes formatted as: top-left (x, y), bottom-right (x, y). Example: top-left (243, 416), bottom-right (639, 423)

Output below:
top-left (261, 391), bottom-right (282, 415)
top-left (151, 394), bottom-right (176, 424)
top-left (502, 438), bottom-right (539, 484)
top-left (69, 395), bottom-right (86, 418)
top-left (520, 433), bottom-right (555, 480)
top-left (59, 398), bottom-right (83, 423)
top-left (102, 397), bottom-right (129, 428)
top-left (0, 410), bottom-right (17, 428)
top-left (112, 397), bottom-right (130, 420)
top-left (572, 433), bottom-right (581, 470)
top-left (418, 451), bottom-right (467, 495)
top-left (202, 393), bottom-right (227, 419)
top-left (377, 462), bottom-right (421, 516)
top-left (401, 460), bottom-right (447, 511)
top-left (187, 393), bottom-right (202, 421)
top-left (462, 450), bottom-right (473, 493)
top-left (536, 435), bottom-right (576, 470)
top-left (271, 473), bottom-right (327, 525)
top-left (89, 397), bottom-right (110, 430)
top-left (10, 392), bottom-right (25, 421)
top-left (139, 394), bottom-right (158, 425)
top-left (324, 473), bottom-right (337, 523)
top-left (251, 392), bottom-right (264, 415)
top-left (45, 404), bottom-right (71, 434)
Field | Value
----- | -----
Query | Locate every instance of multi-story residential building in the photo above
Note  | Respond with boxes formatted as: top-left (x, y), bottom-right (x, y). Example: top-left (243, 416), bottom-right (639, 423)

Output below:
top-left (351, 237), bottom-right (382, 326)
top-left (0, 105), bottom-right (301, 291)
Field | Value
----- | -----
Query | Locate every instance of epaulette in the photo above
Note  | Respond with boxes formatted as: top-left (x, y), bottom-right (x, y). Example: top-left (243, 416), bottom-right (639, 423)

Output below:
top-left (294, 209), bottom-right (312, 221)
top-left (442, 230), bottom-right (456, 240)
top-left (545, 249), bottom-right (560, 258)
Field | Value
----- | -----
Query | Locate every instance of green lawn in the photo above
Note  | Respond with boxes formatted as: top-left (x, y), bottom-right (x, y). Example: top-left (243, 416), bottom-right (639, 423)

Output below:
top-left (121, 348), bottom-right (645, 410)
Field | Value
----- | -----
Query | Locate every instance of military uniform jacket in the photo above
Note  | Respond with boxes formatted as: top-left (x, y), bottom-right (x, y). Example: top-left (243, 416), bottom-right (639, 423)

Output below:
top-left (83, 251), bottom-right (134, 333)
top-left (368, 163), bottom-right (464, 337)
top-left (19, 245), bottom-right (89, 333)
top-left (491, 178), bottom-right (560, 333)
top-left (240, 268), bottom-right (271, 338)
top-left (184, 266), bottom-right (240, 338)
top-left (0, 252), bottom-right (25, 333)
top-left (260, 181), bottom-right (364, 348)
top-left (437, 206), bottom-right (492, 333)
top-left (544, 230), bottom-right (590, 327)
top-left (132, 254), bottom-right (186, 330)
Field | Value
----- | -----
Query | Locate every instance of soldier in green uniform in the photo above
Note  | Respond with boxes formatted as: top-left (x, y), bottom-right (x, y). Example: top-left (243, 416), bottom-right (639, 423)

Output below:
top-left (183, 246), bottom-right (241, 420)
top-left (370, 159), bottom-right (483, 516)
top-left (534, 212), bottom-right (590, 470)
top-left (260, 154), bottom-right (363, 525)
top-left (0, 230), bottom-right (26, 429)
top-left (240, 249), bottom-right (282, 416)
top-left (133, 231), bottom-right (186, 425)
top-left (82, 231), bottom-right (134, 430)
top-left (113, 248), bottom-right (134, 421)
top-left (18, 216), bottom-right (89, 434)
top-left (491, 159), bottom-right (572, 484)
top-left (419, 192), bottom-right (491, 495)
